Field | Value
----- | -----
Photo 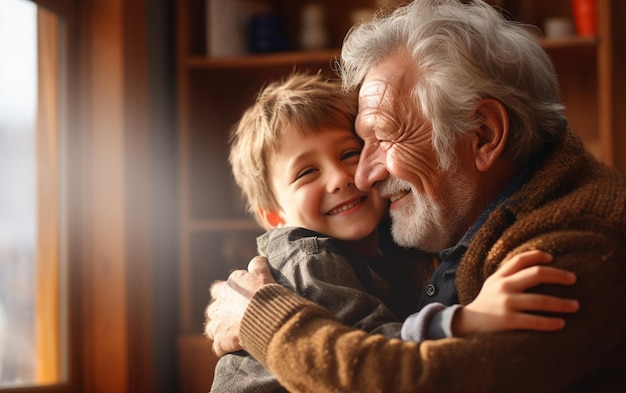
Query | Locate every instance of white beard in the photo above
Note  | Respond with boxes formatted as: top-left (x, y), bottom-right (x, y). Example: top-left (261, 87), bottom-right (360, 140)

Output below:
top-left (378, 172), bottom-right (475, 252)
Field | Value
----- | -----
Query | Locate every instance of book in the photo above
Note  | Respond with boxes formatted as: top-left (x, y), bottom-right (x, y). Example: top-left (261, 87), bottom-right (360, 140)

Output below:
top-left (206, 0), bottom-right (272, 58)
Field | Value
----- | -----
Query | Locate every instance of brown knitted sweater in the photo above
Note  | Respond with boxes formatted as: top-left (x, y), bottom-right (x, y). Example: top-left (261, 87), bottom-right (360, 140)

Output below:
top-left (240, 131), bottom-right (626, 393)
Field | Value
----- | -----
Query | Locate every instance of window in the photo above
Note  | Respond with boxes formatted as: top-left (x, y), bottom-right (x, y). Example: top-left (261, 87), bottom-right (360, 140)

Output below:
top-left (0, 0), bottom-right (67, 388)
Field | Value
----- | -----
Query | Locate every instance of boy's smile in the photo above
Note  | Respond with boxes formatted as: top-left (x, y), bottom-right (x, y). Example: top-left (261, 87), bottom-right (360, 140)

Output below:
top-left (265, 127), bottom-right (387, 242)
top-left (325, 196), bottom-right (366, 216)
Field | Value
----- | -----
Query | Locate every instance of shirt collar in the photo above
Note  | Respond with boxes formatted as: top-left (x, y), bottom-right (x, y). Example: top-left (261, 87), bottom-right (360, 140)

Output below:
top-left (438, 153), bottom-right (544, 263)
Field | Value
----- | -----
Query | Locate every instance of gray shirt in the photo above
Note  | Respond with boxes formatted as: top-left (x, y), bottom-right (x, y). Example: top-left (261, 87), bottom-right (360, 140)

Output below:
top-left (211, 226), bottom-right (403, 393)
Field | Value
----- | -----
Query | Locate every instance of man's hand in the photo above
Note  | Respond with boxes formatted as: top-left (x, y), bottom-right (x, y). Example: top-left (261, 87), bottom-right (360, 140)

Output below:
top-left (204, 256), bottom-right (276, 356)
top-left (453, 250), bottom-right (580, 336)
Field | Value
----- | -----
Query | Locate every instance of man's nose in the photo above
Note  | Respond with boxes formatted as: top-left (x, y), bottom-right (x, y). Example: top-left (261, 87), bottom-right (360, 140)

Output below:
top-left (355, 148), bottom-right (388, 192)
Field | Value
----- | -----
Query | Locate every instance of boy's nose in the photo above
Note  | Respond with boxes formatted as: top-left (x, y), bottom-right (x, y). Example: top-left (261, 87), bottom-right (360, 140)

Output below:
top-left (327, 166), bottom-right (354, 193)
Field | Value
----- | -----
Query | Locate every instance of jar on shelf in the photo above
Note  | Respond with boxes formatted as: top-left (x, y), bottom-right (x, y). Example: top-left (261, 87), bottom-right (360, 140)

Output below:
top-left (299, 3), bottom-right (329, 51)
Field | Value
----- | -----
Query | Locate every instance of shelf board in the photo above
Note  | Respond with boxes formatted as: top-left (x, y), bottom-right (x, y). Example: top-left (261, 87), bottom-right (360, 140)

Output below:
top-left (185, 36), bottom-right (596, 70)
top-left (186, 49), bottom-right (341, 69)
top-left (540, 35), bottom-right (597, 50)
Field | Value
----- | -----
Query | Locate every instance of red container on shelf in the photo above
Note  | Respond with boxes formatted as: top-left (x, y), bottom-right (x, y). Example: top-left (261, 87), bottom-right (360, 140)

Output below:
top-left (571, 0), bottom-right (597, 36)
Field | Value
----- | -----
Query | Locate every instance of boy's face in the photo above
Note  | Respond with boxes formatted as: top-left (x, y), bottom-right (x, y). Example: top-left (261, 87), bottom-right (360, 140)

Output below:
top-left (264, 127), bottom-right (388, 241)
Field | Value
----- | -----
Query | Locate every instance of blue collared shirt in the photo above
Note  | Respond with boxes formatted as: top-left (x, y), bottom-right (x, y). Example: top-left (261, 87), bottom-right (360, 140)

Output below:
top-left (417, 161), bottom-right (538, 309)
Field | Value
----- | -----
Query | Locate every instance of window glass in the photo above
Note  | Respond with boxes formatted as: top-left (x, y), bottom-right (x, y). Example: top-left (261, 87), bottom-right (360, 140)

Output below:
top-left (0, 0), bottom-right (66, 387)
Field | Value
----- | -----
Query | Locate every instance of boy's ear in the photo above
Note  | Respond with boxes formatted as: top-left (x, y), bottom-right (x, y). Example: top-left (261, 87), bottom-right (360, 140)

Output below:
top-left (259, 209), bottom-right (285, 229)
top-left (472, 98), bottom-right (509, 172)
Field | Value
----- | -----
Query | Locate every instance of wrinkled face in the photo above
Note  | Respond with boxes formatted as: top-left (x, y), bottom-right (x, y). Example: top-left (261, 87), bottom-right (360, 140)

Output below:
top-left (354, 51), bottom-right (477, 251)
top-left (267, 127), bottom-right (388, 241)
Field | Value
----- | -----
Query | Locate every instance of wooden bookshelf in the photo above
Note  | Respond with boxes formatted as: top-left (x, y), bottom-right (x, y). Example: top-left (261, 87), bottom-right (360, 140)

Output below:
top-left (175, 0), bottom-right (625, 391)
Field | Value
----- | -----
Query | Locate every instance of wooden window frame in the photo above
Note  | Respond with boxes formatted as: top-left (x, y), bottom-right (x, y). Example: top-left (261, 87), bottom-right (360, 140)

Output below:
top-left (2, 0), bottom-right (154, 392)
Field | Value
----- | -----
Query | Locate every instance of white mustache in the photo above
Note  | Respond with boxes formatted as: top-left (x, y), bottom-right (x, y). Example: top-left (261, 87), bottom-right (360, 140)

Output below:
top-left (375, 176), bottom-right (413, 198)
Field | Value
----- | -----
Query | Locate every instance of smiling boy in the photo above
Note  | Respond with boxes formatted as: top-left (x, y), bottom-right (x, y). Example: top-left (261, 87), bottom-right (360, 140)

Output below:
top-left (210, 72), bottom-right (403, 393)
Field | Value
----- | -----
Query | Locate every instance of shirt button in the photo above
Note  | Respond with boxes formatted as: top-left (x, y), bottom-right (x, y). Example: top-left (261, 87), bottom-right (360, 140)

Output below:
top-left (425, 284), bottom-right (437, 297)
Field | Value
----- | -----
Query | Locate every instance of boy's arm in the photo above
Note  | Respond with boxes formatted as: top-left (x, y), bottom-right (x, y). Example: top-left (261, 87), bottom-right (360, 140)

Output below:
top-left (451, 250), bottom-right (578, 336)
top-left (401, 250), bottom-right (579, 342)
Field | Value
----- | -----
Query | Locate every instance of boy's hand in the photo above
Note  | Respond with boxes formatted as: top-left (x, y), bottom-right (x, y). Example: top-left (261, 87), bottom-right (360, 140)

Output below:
top-left (452, 250), bottom-right (579, 336)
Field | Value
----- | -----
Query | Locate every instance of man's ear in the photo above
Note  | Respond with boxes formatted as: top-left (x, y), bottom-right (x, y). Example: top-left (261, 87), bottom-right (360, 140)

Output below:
top-left (259, 209), bottom-right (285, 229)
top-left (472, 99), bottom-right (509, 172)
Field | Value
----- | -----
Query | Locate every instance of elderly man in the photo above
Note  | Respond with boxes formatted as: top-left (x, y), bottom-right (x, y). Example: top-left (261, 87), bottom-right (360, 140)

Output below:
top-left (205, 0), bottom-right (626, 391)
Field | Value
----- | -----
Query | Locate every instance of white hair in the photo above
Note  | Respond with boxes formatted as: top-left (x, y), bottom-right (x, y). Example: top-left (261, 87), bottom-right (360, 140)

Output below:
top-left (337, 0), bottom-right (568, 170)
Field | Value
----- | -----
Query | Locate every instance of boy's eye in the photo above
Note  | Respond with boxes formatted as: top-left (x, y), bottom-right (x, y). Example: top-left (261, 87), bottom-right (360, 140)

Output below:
top-left (295, 167), bottom-right (317, 180)
top-left (342, 149), bottom-right (361, 160)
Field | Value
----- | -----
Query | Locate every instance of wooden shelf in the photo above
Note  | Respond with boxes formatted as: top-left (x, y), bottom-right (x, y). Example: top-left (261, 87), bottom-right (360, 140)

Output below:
top-left (183, 37), bottom-right (595, 70)
top-left (539, 35), bottom-right (597, 49)
top-left (186, 49), bottom-right (341, 69)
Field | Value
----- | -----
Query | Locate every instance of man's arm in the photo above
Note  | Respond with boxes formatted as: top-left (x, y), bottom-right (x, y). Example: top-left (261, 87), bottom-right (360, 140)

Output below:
top-left (225, 235), bottom-right (625, 392)
top-left (205, 250), bottom-right (577, 354)
top-left (207, 238), bottom-right (626, 392)
top-left (205, 257), bottom-right (276, 356)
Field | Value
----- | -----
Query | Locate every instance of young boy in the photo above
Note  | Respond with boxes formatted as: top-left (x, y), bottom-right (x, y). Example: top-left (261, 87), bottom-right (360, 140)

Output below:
top-left (210, 73), bottom-right (576, 392)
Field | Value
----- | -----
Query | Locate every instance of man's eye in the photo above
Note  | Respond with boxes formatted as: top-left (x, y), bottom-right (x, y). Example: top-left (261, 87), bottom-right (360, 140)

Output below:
top-left (378, 140), bottom-right (393, 151)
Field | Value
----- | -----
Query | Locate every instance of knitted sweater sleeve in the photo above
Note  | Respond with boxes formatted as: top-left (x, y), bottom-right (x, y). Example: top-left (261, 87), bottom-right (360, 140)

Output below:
top-left (240, 284), bottom-right (329, 364)
top-left (240, 284), bottom-right (441, 393)
top-left (240, 234), bottom-right (626, 393)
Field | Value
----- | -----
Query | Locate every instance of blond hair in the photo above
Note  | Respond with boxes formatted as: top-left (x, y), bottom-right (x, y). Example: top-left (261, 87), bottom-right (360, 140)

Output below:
top-left (229, 72), bottom-right (357, 228)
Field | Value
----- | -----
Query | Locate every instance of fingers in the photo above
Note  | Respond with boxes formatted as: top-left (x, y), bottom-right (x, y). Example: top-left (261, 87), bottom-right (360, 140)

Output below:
top-left (460, 294), bottom-right (578, 335)
top-left (247, 256), bottom-right (276, 285)
top-left (210, 280), bottom-right (226, 301)
top-left (204, 260), bottom-right (269, 358)
top-left (495, 250), bottom-right (577, 293)
top-left (248, 256), bottom-right (270, 273)
top-left (205, 295), bottom-right (222, 337)
top-left (507, 293), bottom-right (580, 314)
top-left (211, 333), bottom-right (240, 357)
top-left (504, 312), bottom-right (566, 332)
top-left (212, 341), bottom-right (225, 357)
top-left (505, 265), bottom-right (577, 293)
top-left (497, 250), bottom-right (553, 277)
top-left (460, 250), bottom-right (580, 336)
top-left (204, 305), bottom-right (217, 340)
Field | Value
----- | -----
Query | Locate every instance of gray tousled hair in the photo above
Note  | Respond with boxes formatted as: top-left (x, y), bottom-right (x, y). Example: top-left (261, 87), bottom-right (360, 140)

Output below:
top-left (337, 0), bottom-right (567, 169)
